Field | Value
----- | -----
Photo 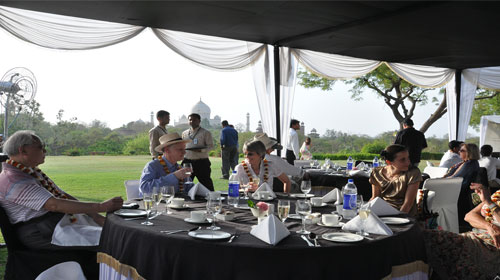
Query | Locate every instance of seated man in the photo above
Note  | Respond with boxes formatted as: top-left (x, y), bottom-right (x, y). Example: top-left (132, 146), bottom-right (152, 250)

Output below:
top-left (140, 132), bottom-right (193, 194)
top-left (439, 140), bottom-right (463, 168)
top-left (478, 144), bottom-right (500, 189)
top-left (0, 130), bottom-right (123, 251)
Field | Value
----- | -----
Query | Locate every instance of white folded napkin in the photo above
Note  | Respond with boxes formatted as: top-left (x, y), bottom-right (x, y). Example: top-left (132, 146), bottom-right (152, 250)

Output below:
top-left (355, 162), bottom-right (366, 170)
top-left (322, 188), bottom-right (340, 203)
top-left (51, 214), bottom-right (102, 246)
top-left (348, 170), bottom-right (370, 178)
top-left (250, 214), bottom-right (290, 245)
top-left (368, 197), bottom-right (400, 216)
top-left (252, 182), bottom-right (276, 199)
top-left (188, 182), bottom-right (210, 200)
top-left (342, 212), bottom-right (393, 236)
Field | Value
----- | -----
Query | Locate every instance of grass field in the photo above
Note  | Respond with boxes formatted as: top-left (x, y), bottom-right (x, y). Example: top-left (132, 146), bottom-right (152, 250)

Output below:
top-left (0, 155), bottom-right (234, 277)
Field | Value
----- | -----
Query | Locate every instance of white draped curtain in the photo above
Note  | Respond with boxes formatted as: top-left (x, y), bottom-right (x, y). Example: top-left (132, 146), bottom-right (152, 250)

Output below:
top-left (2, 4), bottom-right (500, 146)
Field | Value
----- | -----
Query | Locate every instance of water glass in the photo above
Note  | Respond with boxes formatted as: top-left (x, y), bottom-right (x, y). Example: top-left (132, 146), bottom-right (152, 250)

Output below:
top-left (206, 195), bottom-right (222, 230)
top-left (278, 200), bottom-right (290, 223)
top-left (183, 163), bottom-right (193, 175)
top-left (356, 195), bottom-right (364, 212)
top-left (152, 186), bottom-right (161, 216)
top-left (161, 186), bottom-right (175, 215)
top-left (141, 191), bottom-right (154, 226)
top-left (357, 202), bottom-right (371, 236)
top-left (300, 180), bottom-right (312, 198)
top-left (295, 200), bottom-right (312, 234)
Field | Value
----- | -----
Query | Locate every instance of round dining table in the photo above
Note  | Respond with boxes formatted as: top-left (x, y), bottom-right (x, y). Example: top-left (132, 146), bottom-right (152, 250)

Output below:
top-left (97, 194), bottom-right (428, 280)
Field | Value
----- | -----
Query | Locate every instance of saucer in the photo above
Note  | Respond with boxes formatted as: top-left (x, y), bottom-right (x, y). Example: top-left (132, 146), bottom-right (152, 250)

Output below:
top-left (184, 217), bottom-right (210, 224)
top-left (312, 203), bottom-right (328, 208)
top-left (170, 204), bottom-right (189, 209)
top-left (317, 221), bottom-right (345, 228)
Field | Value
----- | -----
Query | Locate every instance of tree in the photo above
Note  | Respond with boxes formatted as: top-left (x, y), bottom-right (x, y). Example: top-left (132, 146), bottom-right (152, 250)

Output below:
top-left (469, 89), bottom-right (500, 129)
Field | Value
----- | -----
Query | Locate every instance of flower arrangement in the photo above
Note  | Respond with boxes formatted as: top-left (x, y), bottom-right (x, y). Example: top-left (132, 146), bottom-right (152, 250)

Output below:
top-left (248, 200), bottom-right (269, 211)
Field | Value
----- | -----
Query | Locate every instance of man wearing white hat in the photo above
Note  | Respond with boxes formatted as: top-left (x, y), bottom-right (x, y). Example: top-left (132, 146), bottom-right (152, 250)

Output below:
top-left (140, 132), bottom-right (193, 194)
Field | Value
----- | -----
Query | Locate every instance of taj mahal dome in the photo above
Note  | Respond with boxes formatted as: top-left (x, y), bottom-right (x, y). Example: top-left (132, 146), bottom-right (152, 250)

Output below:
top-left (174, 98), bottom-right (221, 127)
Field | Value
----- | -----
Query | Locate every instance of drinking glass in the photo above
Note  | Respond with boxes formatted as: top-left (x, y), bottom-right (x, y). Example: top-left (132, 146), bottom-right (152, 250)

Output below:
top-left (357, 202), bottom-right (371, 236)
top-left (141, 191), bottom-right (154, 226)
top-left (295, 200), bottom-right (312, 234)
top-left (152, 186), bottom-right (161, 217)
top-left (183, 163), bottom-right (193, 175)
top-left (356, 195), bottom-right (364, 213)
top-left (309, 161), bottom-right (315, 168)
top-left (206, 196), bottom-right (222, 230)
top-left (242, 182), bottom-right (251, 199)
top-left (300, 180), bottom-right (312, 199)
top-left (253, 176), bottom-right (260, 187)
top-left (278, 200), bottom-right (290, 223)
top-left (161, 186), bottom-right (175, 215)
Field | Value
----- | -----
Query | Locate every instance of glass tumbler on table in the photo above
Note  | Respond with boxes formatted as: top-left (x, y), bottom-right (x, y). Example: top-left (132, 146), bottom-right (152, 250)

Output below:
top-left (356, 202), bottom-right (371, 236)
top-left (295, 200), bottom-right (312, 234)
top-left (206, 195), bottom-right (222, 230)
top-left (152, 186), bottom-right (161, 216)
top-left (141, 191), bottom-right (154, 226)
top-left (278, 200), bottom-right (290, 223)
top-left (161, 186), bottom-right (175, 215)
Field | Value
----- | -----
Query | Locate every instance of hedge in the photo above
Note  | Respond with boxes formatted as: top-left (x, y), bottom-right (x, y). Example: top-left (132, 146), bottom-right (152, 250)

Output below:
top-left (312, 152), bottom-right (443, 161)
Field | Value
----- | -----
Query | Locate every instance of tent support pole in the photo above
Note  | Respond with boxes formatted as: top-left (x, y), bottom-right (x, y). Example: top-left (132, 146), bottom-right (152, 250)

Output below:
top-left (455, 69), bottom-right (462, 141)
top-left (274, 45), bottom-right (281, 157)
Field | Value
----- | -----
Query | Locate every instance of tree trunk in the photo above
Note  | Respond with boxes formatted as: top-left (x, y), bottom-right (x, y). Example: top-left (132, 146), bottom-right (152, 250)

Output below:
top-left (419, 94), bottom-right (447, 133)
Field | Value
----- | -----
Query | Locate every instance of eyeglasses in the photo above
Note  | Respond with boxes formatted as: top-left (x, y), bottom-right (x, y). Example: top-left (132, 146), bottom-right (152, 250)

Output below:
top-left (245, 152), bottom-right (255, 156)
top-left (459, 149), bottom-right (467, 153)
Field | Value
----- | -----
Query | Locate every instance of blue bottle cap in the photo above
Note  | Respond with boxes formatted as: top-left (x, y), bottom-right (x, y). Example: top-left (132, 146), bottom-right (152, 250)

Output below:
top-left (348, 179), bottom-right (354, 183)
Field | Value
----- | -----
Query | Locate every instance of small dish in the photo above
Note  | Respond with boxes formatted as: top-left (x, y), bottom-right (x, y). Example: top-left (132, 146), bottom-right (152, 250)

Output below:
top-left (114, 209), bottom-right (147, 217)
top-left (184, 217), bottom-right (210, 224)
top-left (317, 221), bottom-right (345, 228)
top-left (322, 232), bottom-right (363, 243)
top-left (188, 230), bottom-right (231, 240)
top-left (169, 204), bottom-right (190, 209)
top-left (380, 217), bottom-right (410, 225)
top-left (290, 194), bottom-right (315, 198)
top-left (312, 203), bottom-right (328, 208)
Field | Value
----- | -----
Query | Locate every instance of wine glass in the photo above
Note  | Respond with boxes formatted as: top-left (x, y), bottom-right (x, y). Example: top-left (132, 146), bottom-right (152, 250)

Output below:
top-left (206, 195), bottom-right (222, 230)
top-left (300, 180), bottom-right (312, 199)
top-left (278, 200), bottom-right (290, 223)
top-left (152, 186), bottom-right (161, 217)
top-left (183, 163), bottom-right (193, 175)
top-left (309, 161), bottom-right (315, 168)
top-left (141, 191), bottom-right (154, 226)
top-left (253, 176), bottom-right (260, 188)
top-left (161, 186), bottom-right (175, 215)
top-left (295, 200), bottom-right (312, 234)
top-left (356, 195), bottom-right (364, 213)
top-left (357, 202), bottom-right (371, 236)
top-left (242, 182), bottom-right (251, 199)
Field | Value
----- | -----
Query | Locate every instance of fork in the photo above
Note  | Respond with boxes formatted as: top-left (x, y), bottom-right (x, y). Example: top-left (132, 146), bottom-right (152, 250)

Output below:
top-left (227, 233), bottom-right (239, 243)
top-left (161, 226), bottom-right (200, 234)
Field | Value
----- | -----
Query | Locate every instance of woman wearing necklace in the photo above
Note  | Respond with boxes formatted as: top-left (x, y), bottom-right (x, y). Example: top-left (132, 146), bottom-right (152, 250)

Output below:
top-left (369, 144), bottom-right (422, 216)
top-left (235, 140), bottom-right (292, 193)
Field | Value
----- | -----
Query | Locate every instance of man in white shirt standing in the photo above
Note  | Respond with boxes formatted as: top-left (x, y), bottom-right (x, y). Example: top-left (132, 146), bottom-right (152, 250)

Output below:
top-left (439, 140), bottom-right (463, 168)
top-left (286, 119), bottom-right (300, 165)
top-left (478, 144), bottom-right (500, 188)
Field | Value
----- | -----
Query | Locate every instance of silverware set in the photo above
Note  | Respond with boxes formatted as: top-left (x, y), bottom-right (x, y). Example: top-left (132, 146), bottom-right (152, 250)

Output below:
top-left (161, 226), bottom-right (201, 235)
top-left (227, 233), bottom-right (239, 243)
top-left (301, 233), bottom-right (321, 247)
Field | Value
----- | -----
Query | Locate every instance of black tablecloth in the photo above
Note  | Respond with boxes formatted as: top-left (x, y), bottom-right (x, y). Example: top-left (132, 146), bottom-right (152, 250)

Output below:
top-left (98, 196), bottom-right (426, 280)
top-left (306, 169), bottom-right (372, 199)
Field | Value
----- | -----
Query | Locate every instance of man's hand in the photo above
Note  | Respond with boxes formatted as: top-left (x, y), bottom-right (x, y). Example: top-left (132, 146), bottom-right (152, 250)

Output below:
top-left (470, 183), bottom-right (492, 204)
top-left (487, 223), bottom-right (500, 249)
top-left (99, 196), bottom-right (123, 212)
top-left (174, 168), bottom-right (192, 180)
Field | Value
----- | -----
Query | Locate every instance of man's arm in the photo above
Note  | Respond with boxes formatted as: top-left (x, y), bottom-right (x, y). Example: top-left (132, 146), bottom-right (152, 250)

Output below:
top-left (220, 129), bottom-right (226, 147)
top-left (43, 196), bottom-right (123, 214)
top-left (149, 129), bottom-right (160, 156)
top-left (139, 163), bottom-right (179, 194)
top-left (205, 130), bottom-right (214, 151)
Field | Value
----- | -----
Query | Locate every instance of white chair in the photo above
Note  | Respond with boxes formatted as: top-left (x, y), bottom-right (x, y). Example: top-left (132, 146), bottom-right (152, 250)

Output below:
top-left (35, 261), bottom-right (86, 280)
top-left (423, 177), bottom-right (463, 233)
top-left (426, 161), bottom-right (434, 167)
top-left (294, 160), bottom-right (312, 168)
top-left (423, 166), bottom-right (448, 178)
top-left (124, 180), bottom-right (141, 201)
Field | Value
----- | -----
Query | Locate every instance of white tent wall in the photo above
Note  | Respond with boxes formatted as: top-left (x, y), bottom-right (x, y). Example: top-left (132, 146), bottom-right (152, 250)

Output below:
top-left (1, 5), bottom-right (500, 145)
top-left (480, 115), bottom-right (500, 151)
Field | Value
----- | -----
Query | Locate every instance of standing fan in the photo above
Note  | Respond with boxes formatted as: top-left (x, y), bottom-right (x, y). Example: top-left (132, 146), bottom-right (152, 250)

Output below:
top-left (0, 67), bottom-right (37, 138)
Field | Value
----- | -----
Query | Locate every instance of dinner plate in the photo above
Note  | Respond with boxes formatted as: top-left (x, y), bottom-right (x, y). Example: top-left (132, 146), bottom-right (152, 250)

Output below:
top-left (322, 232), bottom-right (363, 243)
top-left (312, 203), bottom-right (328, 208)
top-left (188, 230), bottom-right (231, 240)
top-left (317, 221), bottom-right (345, 228)
top-left (290, 194), bottom-right (315, 198)
top-left (380, 217), bottom-right (410, 225)
top-left (170, 204), bottom-right (190, 209)
top-left (184, 218), bottom-right (210, 224)
top-left (114, 209), bottom-right (147, 217)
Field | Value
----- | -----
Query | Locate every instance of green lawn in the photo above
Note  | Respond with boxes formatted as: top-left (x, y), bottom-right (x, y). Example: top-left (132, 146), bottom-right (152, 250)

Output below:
top-left (0, 155), bottom-right (233, 277)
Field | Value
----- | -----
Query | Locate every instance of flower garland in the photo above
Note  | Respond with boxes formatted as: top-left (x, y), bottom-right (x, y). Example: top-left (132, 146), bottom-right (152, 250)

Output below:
top-left (158, 156), bottom-right (183, 192)
top-left (241, 159), bottom-right (269, 183)
top-left (483, 191), bottom-right (500, 224)
top-left (6, 159), bottom-right (77, 222)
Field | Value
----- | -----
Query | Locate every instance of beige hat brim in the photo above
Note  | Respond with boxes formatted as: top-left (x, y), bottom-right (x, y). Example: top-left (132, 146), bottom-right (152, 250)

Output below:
top-left (155, 139), bottom-right (191, 153)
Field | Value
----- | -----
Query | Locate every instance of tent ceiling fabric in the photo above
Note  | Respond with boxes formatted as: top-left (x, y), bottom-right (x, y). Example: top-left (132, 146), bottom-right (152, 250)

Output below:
top-left (2, 1), bottom-right (500, 69)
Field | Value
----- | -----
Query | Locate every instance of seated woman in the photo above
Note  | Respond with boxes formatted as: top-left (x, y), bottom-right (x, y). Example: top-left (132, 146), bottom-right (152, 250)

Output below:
top-left (0, 130), bottom-right (123, 251)
top-left (424, 183), bottom-right (500, 279)
top-left (369, 144), bottom-right (422, 216)
top-left (235, 140), bottom-right (292, 193)
top-left (444, 142), bottom-right (480, 231)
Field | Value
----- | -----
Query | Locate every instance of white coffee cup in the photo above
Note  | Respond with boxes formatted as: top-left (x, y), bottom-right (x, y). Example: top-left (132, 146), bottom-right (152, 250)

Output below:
top-left (322, 214), bottom-right (341, 226)
top-left (310, 197), bottom-right (323, 207)
top-left (190, 210), bottom-right (206, 222)
top-left (171, 198), bottom-right (185, 207)
top-left (259, 191), bottom-right (270, 200)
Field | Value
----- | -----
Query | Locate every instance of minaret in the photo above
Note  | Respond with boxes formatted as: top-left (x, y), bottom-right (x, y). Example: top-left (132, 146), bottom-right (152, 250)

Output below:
top-left (150, 111), bottom-right (154, 126)
top-left (300, 121), bottom-right (305, 134)
top-left (246, 113), bottom-right (250, 132)
top-left (256, 121), bottom-right (263, 133)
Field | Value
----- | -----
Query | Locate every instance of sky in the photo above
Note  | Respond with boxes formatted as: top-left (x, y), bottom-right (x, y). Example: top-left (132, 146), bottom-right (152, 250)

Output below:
top-left (0, 27), bottom-right (465, 139)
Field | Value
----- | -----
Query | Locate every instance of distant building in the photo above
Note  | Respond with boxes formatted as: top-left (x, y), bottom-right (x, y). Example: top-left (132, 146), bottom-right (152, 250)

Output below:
top-left (300, 121), bottom-right (305, 135)
top-left (174, 98), bottom-right (221, 127)
top-left (256, 121), bottom-right (263, 133)
top-left (308, 128), bottom-right (320, 138)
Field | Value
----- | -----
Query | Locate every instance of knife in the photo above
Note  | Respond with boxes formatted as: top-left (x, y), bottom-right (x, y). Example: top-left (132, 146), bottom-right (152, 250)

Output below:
top-left (300, 235), bottom-right (314, 247)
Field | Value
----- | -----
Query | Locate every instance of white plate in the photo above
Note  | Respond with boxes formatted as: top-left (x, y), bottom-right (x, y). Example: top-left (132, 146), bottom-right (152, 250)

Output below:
top-left (290, 193), bottom-right (315, 198)
top-left (254, 197), bottom-right (274, 201)
top-left (184, 218), bottom-right (210, 224)
top-left (114, 209), bottom-right (147, 217)
top-left (188, 230), bottom-right (231, 240)
top-left (288, 214), bottom-right (302, 220)
top-left (234, 204), bottom-right (251, 210)
top-left (312, 203), bottom-right (328, 207)
top-left (204, 197), bottom-right (226, 201)
top-left (317, 222), bottom-right (345, 228)
top-left (170, 204), bottom-right (190, 209)
top-left (322, 232), bottom-right (363, 243)
top-left (380, 217), bottom-right (410, 225)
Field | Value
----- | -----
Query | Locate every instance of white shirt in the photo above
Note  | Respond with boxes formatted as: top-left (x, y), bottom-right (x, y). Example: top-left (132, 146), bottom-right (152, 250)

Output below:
top-left (439, 151), bottom-right (462, 168)
top-left (286, 128), bottom-right (299, 158)
top-left (478, 156), bottom-right (500, 182)
top-left (265, 154), bottom-right (303, 177)
top-left (235, 159), bottom-right (283, 189)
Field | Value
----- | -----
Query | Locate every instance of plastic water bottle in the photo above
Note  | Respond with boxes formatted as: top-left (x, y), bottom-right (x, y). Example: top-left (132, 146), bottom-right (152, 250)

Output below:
top-left (228, 171), bottom-right (240, 206)
top-left (373, 156), bottom-right (379, 168)
top-left (342, 179), bottom-right (357, 219)
top-left (346, 156), bottom-right (354, 173)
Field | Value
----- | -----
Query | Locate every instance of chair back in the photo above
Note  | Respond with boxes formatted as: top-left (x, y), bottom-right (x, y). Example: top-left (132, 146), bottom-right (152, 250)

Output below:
top-left (423, 177), bottom-right (463, 233)
top-left (0, 204), bottom-right (25, 250)
top-left (124, 180), bottom-right (141, 201)
top-left (423, 166), bottom-right (448, 179)
top-left (476, 167), bottom-right (489, 187)
top-left (293, 160), bottom-right (311, 168)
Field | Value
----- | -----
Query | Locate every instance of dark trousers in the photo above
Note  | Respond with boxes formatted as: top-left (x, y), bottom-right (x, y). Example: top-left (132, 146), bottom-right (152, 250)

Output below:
top-left (286, 149), bottom-right (296, 165)
top-left (221, 145), bottom-right (238, 178)
top-left (183, 158), bottom-right (214, 191)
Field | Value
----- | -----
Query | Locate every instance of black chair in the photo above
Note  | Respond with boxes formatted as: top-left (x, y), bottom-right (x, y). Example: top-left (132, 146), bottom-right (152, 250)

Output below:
top-left (0, 205), bottom-right (98, 279)
top-left (476, 167), bottom-right (489, 188)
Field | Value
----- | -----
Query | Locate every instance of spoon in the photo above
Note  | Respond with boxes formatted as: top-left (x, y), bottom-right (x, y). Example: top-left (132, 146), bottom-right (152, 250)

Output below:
top-left (161, 226), bottom-right (201, 235)
top-left (308, 232), bottom-right (320, 247)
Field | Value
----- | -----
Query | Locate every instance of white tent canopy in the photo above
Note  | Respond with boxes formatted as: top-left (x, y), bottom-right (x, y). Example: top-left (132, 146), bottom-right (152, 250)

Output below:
top-left (1, 5), bottom-right (499, 144)
top-left (480, 115), bottom-right (500, 151)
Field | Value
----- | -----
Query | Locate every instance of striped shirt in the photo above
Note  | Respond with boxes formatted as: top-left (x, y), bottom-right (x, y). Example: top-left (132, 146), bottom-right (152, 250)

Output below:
top-left (0, 163), bottom-right (57, 224)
